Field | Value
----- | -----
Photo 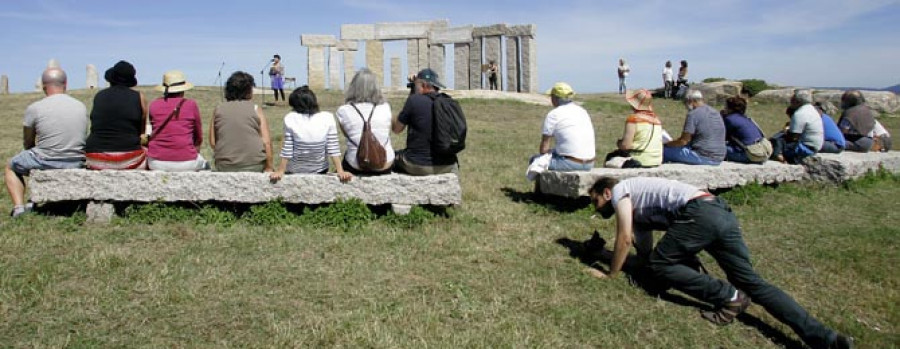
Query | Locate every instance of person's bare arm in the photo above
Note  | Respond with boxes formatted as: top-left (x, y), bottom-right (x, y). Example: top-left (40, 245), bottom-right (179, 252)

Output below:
top-left (539, 135), bottom-right (553, 154)
top-left (666, 132), bottom-right (693, 147)
top-left (392, 117), bottom-right (406, 134)
top-left (618, 123), bottom-right (637, 150)
top-left (208, 113), bottom-right (216, 148)
top-left (257, 107), bottom-right (274, 172)
top-left (608, 197), bottom-right (634, 277)
top-left (330, 156), bottom-right (352, 182)
top-left (139, 92), bottom-right (149, 135)
top-left (23, 127), bottom-right (36, 149)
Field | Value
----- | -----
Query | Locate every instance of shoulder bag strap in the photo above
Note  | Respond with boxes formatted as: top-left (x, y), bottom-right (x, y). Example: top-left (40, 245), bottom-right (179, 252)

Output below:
top-left (149, 99), bottom-right (187, 140)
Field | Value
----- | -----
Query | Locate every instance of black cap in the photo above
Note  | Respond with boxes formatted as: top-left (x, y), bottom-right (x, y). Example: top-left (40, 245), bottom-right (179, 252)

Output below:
top-left (416, 68), bottom-right (445, 89)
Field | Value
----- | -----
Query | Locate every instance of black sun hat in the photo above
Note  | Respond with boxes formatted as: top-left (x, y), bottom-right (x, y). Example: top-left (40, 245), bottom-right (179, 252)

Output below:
top-left (104, 60), bottom-right (137, 87)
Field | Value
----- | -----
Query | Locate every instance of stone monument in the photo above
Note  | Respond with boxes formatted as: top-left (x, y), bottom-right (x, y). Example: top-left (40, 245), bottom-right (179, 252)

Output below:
top-left (1, 75), bottom-right (8, 95)
top-left (86, 64), bottom-right (99, 90)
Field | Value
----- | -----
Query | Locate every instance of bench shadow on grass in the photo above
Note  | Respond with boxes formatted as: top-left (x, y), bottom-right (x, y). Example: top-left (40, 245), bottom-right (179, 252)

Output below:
top-left (555, 235), bottom-right (806, 349)
top-left (500, 187), bottom-right (590, 213)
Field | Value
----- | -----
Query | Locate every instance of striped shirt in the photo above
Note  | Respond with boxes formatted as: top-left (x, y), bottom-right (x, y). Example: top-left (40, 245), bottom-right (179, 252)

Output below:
top-left (279, 111), bottom-right (340, 174)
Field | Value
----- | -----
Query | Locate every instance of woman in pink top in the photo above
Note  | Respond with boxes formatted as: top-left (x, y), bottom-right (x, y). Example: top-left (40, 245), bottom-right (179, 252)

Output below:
top-left (146, 70), bottom-right (209, 171)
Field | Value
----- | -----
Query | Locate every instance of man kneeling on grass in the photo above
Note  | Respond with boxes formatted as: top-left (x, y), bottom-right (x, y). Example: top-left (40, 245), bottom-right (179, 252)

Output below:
top-left (586, 176), bottom-right (852, 349)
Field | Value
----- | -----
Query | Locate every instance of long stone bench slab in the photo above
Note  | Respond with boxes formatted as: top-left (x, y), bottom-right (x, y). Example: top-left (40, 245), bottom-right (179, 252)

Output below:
top-left (537, 152), bottom-right (900, 198)
top-left (28, 170), bottom-right (462, 222)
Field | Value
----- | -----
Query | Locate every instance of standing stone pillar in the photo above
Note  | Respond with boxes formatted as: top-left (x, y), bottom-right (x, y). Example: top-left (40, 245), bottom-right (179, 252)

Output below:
top-left (391, 57), bottom-right (402, 90)
top-left (505, 37), bottom-right (520, 93)
top-left (484, 35), bottom-right (502, 91)
top-left (417, 39), bottom-right (429, 73)
top-left (407, 39), bottom-right (420, 76)
top-left (86, 64), bottom-right (99, 90)
top-left (307, 46), bottom-right (326, 91)
top-left (429, 44), bottom-right (445, 81)
top-left (1, 75), bottom-right (8, 95)
top-left (468, 37), bottom-right (483, 89)
top-left (454, 44), bottom-right (470, 90)
top-left (366, 40), bottom-right (384, 88)
top-left (343, 51), bottom-right (356, 88)
top-left (521, 35), bottom-right (538, 93)
top-left (328, 47), bottom-right (341, 90)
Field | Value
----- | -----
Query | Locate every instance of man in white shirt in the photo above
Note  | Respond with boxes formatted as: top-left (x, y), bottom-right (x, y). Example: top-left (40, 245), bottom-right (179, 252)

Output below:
top-left (770, 89), bottom-right (824, 163)
top-left (532, 82), bottom-right (596, 171)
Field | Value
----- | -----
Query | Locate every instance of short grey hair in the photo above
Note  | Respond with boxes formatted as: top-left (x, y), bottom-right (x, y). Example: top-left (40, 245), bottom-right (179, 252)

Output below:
top-left (792, 89), bottom-right (813, 105)
top-left (42, 68), bottom-right (66, 87)
top-left (686, 90), bottom-right (703, 102)
top-left (344, 68), bottom-right (384, 105)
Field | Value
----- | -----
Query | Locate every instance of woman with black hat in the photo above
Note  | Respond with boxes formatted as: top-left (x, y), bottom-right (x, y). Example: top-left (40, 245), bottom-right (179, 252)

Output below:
top-left (84, 60), bottom-right (149, 170)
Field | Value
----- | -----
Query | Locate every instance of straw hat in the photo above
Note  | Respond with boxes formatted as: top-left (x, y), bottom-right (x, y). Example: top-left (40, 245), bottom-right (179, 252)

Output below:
top-left (626, 89), bottom-right (653, 112)
top-left (155, 70), bottom-right (194, 94)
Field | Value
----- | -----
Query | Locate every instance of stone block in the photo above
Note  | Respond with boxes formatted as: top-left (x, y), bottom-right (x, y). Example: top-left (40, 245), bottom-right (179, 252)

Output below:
top-left (506, 37), bottom-right (519, 92)
top-left (429, 44), bottom-right (445, 82)
top-left (454, 44), bottom-right (470, 90)
top-left (469, 37), bottom-right (483, 89)
top-left (520, 36), bottom-right (538, 93)
top-left (484, 36), bottom-right (502, 90)
top-left (473, 24), bottom-right (509, 37)
top-left (375, 20), bottom-right (448, 40)
top-left (1, 75), bottom-right (7, 94)
top-left (802, 152), bottom-right (900, 182)
top-left (429, 26), bottom-right (474, 44)
top-left (307, 46), bottom-right (326, 91)
top-left (391, 57), bottom-right (402, 90)
top-left (343, 51), bottom-right (356, 89)
top-left (366, 40), bottom-right (384, 88)
top-left (328, 47), bottom-right (341, 90)
top-left (29, 170), bottom-right (463, 206)
top-left (755, 88), bottom-right (900, 115)
top-left (86, 201), bottom-right (115, 223)
top-left (301, 34), bottom-right (338, 47)
top-left (47, 58), bottom-right (59, 68)
top-left (688, 81), bottom-right (743, 106)
top-left (506, 24), bottom-right (536, 37)
top-left (86, 64), bottom-right (98, 90)
top-left (407, 39), bottom-right (420, 76)
top-left (336, 40), bottom-right (359, 51)
top-left (417, 39), bottom-right (429, 73)
top-left (341, 24), bottom-right (375, 41)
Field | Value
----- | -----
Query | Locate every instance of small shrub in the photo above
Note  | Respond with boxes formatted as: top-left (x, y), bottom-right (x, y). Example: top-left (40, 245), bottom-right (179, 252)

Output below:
top-left (300, 198), bottom-right (375, 231)
top-left (703, 77), bottom-right (727, 83)
top-left (719, 182), bottom-right (769, 206)
top-left (382, 206), bottom-right (436, 229)
top-left (123, 202), bottom-right (194, 224)
top-left (739, 79), bottom-right (770, 97)
top-left (242, 201), bottom-right (300, 226)
top-left (195, 205), bottom-right (237, 226)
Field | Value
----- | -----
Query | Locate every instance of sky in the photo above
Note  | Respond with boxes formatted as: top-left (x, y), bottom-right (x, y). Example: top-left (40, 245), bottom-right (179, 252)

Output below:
top-left (1, 0), bottom-right (899, 94)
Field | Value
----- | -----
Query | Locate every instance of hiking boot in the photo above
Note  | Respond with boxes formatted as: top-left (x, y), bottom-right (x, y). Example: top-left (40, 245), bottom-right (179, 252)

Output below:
top-left (829, 334), bottom-right (853, 349)
top-left (701, 290), bottom-right (751, 325)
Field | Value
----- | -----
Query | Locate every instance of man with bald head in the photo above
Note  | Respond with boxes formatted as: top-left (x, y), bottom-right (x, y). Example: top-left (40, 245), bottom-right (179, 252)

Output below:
top-left (5, 68), bottom-right (88, 217)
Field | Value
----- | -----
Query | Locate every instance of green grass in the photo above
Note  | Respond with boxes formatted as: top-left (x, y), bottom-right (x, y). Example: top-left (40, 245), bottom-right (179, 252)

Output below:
top-left (0, 87), bottom-right (898, 347)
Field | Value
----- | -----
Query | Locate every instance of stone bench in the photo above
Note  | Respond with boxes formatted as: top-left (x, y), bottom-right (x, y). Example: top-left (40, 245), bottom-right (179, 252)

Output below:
top-left (537, 152), bottom-right (900, 198)
top-left (28, 170), bottom-right (462, 222)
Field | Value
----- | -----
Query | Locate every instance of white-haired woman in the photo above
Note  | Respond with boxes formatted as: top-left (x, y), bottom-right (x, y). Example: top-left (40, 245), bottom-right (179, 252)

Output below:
top-left (335, 68), bottom-right (395, 175)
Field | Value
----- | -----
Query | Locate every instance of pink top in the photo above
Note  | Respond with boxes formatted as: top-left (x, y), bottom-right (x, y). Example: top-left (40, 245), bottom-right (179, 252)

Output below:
top-left (147, 97), bottom-right (203, 161)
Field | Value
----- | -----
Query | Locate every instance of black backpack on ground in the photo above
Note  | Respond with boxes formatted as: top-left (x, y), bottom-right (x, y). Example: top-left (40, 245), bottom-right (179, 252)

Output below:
top-left (428, 92), bottom-right (467, 155)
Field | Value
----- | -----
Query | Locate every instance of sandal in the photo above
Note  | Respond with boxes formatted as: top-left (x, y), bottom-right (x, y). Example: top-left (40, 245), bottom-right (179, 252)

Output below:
top-left (701, 290), bottom-right (751, 325)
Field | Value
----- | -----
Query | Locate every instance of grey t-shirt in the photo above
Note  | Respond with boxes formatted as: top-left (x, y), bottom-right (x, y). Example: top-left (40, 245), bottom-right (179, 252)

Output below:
top-left (611, 177), bottom-right (702, 229)
top-left (683, 104), bottom-right (726, 161)
top-left (23, 93), bottom-right (88, 159)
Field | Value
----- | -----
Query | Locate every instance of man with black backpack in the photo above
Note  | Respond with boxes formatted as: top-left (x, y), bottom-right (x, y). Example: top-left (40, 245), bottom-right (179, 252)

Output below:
top-left (392, 68), bottom-right (465, 176)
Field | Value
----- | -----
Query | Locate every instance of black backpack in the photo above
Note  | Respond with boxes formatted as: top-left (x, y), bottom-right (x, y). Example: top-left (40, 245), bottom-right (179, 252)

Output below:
top-left (428, 92), bottom-right (467, 155)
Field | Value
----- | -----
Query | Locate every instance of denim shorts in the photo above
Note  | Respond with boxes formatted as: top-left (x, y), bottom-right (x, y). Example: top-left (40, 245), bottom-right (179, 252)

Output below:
top-left (9, 149), bottom-right (84, 175)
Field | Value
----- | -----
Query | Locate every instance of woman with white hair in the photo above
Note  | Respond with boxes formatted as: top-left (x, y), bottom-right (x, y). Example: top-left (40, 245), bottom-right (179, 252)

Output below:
top-left (336, 68), bottom-right (395, 175)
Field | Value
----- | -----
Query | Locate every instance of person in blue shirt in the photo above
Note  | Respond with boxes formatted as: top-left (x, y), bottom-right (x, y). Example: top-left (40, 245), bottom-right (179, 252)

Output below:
top-left (815, 102), bottom-right (845, 153)
top-left (722, 97), bottom-right (768, 163)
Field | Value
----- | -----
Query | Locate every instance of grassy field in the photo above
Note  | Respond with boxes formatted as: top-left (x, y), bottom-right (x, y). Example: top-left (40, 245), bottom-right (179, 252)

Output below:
top-left (0, 86), bottom-right (897, 347)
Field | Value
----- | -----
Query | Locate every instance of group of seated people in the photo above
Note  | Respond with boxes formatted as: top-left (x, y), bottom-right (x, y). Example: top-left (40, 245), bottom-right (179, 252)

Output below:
top-left (530, 83), bottom-right (893, 174)
top-left (6, 62), bottom-right (459, 217)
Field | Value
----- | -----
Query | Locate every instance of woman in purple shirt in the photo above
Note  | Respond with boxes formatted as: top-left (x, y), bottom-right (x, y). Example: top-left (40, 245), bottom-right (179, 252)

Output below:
top-left (146, 70), bottom-right (209, 171)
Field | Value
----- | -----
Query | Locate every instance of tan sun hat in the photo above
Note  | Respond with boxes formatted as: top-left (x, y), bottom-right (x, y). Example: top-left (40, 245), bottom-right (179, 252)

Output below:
top-left (155, 70), bottom-right (194, 94)
top-left (625, 88), bottom-right (653, 112)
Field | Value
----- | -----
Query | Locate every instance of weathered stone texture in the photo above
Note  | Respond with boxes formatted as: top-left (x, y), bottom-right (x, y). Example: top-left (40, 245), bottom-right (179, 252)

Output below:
top-left (301, 34), bottom-right (338, 47)
top-left (520, 36), bottom-right (537, 93)
top-left (506, 24), bottom-right (536, 36)
top-left (429, 26), bottom-right (474, 44)
top-left (365, 40), bottom-right (384, 88)
top-left (429, 44), bottom-right (445, 81)
top-left (407, 39), bottom-right (420, 76)
top-left (29, 170), bottom-right (463, 205)
top-left (391, 57), bottom-right (402, 90)
top-left (473, 24), bottom-right (509, 37)
top-left (343, 51), bottom-right (356, 89)
top-left (469, 37), bottom-right (483, 89)
top-left (336, 40), bottom-right (359, 51)
top-left (454, 44), bottom-right (470, 90)
top-left (307, 46), bottom-right (326, 91)
top-left (341, 24), bottom-right (375, 41)
top-left (376, 21), bottom-right (448, 40)
top-left (688, 81), bottom-right (744, 105)
top-left (537, 152), bottom-right (900, 198)
top-left (755, 89), bottom-right (900, 115)
top-left (86, 64), bottom-right (98, 90)
top-left (505, 37), bottom-right (519, 92)
top-left (484, 36), bottom-right (502, 90)
top-left (328, 47), bottom-right (341, 90)
top-left (417, 39), bottom-right (429, 73)
top-left (1, 75), bottom-right (8, 94)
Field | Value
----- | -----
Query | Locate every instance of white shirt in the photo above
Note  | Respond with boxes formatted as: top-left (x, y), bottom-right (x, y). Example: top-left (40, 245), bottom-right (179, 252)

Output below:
top-left (611, 177), bottom-right (702, 229)
top-left (663, 67), bottom-right (674, 82)
top-left (335, 102), bottom-right (395, 170)
top-left (280, 111), bottom-right (340, 174)
top-left (790, 104), bottom-right (825, 150)
top-left (870, 120), bottom-right (890, 137)
top-left (542, 102), bottom-right (596, 160)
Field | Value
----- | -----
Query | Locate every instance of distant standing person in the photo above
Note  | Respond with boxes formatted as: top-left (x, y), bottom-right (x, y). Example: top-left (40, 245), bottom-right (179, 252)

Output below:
top-left (617, 58), bottom-right (630, 94)
top-left (677, 60), bottom-right (688, 87)
top-left (5, 67), bottom-right (88, 217)
top-left (662, 61), bottom-right (675, 99)
top-left (269, 54), bottom-right (285, 103)
top-left (84, 60), bottom-right (148, 170)
top-left (487, 60), bottom-right (499, 90)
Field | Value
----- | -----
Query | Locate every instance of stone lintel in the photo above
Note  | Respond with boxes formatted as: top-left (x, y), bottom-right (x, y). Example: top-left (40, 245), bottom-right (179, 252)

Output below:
top-left (429, 25), bottom-right (474, 44)
top-left (506, 24), bottom-right (536, 37)
top-left (336, 40), bottom-right (359, 51)
top-left (375, 20), bottom-right (449, 40)
top-left (473, 24), bottom-right (509, 37)
top-left (341, 24), bottom-right (375, 41)
top-left (301, 34), bottom-right (338, 47)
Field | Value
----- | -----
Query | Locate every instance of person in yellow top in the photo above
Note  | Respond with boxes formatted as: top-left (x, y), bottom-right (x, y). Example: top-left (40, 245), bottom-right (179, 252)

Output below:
top-left (605, 89), bottom-right (663, 168)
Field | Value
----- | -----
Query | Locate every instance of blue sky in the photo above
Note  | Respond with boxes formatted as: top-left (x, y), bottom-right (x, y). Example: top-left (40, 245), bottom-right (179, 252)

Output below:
top-left (1, 0), bottom-right (898, 93)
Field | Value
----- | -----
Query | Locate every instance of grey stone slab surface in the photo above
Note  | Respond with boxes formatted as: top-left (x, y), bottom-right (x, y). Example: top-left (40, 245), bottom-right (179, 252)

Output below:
top-left (343, 51), bottom-right (356, 89)
top-left (520, 36), bottom-right (538, 93)
top-left (473, 24), bottom-right (509, 37)
top-left (301, 34), bottom-right (338, 47)
top-left (307, 46), bottom-right (326, 91)
top-left (336, 40), bottom-right (359, 51)
top-left (376, 21), bottom-right (448, 40)
top-left (391, 57), bottom-right (402, 90)
top-left (429, 26), bottom-right (474, 44)
top-left (366, 40), bottom-right (384, 88)
top-left (506, 24), bottom-right (536, 37)
top-left (328, 47), bottom-right (341, 90)
top-left (505, 37), bottom-right (519, 92)
top-left (536, 152), bottom-right (900, 198)
top-left (341, 24), bottom-right (375, 41)
top-left (417, 39), bottom-right (429, 73)
top-left (86, 202), bottom-right (115, 223)
top-left (688, 81), bottom-right (743, 105)
top-left (469, 37), bottom-right (483, 89)
top-left (454, 44), bottom-right (470, 90)
top-left (29, 170), bottom-right (462, 205)
top-left (429, 44), bottom-right (445, 80)
top-left (407, 39), bottom-right (420, 76)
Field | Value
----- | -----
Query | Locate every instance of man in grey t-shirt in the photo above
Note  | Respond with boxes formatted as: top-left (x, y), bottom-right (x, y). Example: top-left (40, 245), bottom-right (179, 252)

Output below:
top-left (5, 67), bottom-right (88, 217)
top-left (663, 91), bottom-right (726, 165)
top-left (585, 176), bottom-right (853, 349)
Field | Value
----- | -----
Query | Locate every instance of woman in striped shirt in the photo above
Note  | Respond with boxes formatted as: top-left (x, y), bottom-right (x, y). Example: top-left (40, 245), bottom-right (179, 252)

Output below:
top-left (269, 86), bottom-right (352, 182)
